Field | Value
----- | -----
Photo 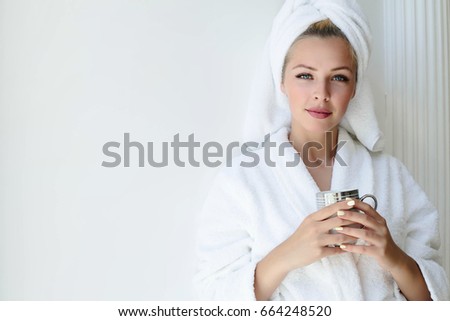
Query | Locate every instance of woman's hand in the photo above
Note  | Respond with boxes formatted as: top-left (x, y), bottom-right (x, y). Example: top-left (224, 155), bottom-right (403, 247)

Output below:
top-left (332, 199), bottom-right (403, 271)
top-left (277, 200), bottom-right (359, 271)
top-left (254, 200), bottom-right (358, 300)
top-left (335, 199), bottom-right (432, 300)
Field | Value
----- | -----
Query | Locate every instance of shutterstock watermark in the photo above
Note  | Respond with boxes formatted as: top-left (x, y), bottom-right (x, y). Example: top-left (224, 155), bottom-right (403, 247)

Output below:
top-left (101, 132), bottom-right (347, 168)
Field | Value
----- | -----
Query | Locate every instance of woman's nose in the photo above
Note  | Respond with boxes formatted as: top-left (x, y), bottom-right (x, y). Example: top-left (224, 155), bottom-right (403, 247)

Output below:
top-left (314, 82), bottom-right (330, 102)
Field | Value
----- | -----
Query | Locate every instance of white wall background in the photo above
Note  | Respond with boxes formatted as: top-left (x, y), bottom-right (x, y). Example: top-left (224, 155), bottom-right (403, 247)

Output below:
top-left (0, 0), bottom-right (285, 300)
top-left (0, 0), bottom-right (448, 300)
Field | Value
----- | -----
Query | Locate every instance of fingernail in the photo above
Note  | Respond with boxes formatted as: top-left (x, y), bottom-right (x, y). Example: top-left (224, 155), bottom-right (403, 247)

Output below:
top-left (340, 244), bottom-right (347, 249)
top-left (333, 227), bottom-right (343, 231)
top-left (337, 210), bottom-right (345, 217)
top-left (347, 200), bottom-right (355, 206)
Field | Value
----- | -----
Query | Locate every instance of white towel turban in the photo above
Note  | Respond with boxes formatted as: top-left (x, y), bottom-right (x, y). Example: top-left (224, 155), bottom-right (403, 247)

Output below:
top-left (243, 0), bottom-right (384, 152)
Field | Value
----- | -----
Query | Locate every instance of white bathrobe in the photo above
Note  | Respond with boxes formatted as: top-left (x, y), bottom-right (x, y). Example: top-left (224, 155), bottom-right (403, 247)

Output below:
top-left (194, 127), bottom-right (450, 300)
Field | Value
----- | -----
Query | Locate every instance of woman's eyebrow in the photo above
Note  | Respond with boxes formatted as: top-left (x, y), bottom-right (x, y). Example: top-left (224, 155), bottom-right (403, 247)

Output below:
top-left (331, 66), bottom-right (353, 72)
top-left (292, 64), bottom-right (352, 72)
top-left (292, 64), bottom-right (316, 70)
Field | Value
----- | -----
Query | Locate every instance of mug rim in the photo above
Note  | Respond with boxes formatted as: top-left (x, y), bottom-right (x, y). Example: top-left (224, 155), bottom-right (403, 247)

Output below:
top-left (316, 189), bottom-right (359, 196)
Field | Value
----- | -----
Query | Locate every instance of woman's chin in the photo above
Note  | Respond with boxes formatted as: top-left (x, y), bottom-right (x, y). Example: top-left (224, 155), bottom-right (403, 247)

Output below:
top-left (292, 123), bottom-right (340, 135)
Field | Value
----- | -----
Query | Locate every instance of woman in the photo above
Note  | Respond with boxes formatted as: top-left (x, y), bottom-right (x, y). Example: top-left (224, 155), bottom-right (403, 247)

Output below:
top-left (194, 0), bottom-right (450, 301)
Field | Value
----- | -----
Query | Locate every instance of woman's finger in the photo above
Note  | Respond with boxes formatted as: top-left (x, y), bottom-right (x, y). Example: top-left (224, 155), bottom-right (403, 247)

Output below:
top-left (334, 226), bottom-right (383, 247)
top-left (310, 199), bottom-right (357, 222)
top-left (321, 246), bottom-right (346, 257)
top-left (350, 199), bottom-right (385, 223)
top-left (334, 209), bottom-right (379, 230)
top-left (339, 243), bottom-right (374, 255)
top-left (320, 232), bottom-right (359, 247)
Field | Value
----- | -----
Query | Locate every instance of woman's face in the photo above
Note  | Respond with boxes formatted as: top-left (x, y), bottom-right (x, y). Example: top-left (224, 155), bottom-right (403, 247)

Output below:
top-left (281, 36), bottom-right (357, 135)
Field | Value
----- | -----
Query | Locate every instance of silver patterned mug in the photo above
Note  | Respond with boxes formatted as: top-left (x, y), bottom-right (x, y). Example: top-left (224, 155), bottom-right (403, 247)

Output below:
top-left (316, 189), bottom-right (378, 245)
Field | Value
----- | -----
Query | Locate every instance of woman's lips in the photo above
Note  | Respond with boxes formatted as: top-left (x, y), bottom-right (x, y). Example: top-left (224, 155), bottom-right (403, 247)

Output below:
top-left (306, 107), bottom-right (332, 119)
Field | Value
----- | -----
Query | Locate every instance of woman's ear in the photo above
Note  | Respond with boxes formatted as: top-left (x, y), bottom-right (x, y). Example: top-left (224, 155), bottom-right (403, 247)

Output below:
top-left (351, 82), bottom-right (357, 98)
top-left (280, 82), bottom-right (286, 95)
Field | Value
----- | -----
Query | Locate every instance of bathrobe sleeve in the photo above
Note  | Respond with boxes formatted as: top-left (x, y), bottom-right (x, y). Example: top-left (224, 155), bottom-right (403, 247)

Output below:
top-left (398, 161), bottom-right (450, 300)
top-left (194, 166), bottom-right (257, 300)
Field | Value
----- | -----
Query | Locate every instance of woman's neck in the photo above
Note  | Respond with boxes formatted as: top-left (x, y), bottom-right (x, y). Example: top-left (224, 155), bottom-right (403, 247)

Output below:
top-left (289, 126), bottom-right (339, 168)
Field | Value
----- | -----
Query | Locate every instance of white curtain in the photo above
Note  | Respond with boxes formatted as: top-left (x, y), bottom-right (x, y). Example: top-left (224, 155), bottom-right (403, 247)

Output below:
top-left (383, 0), bottom-right (450, 280)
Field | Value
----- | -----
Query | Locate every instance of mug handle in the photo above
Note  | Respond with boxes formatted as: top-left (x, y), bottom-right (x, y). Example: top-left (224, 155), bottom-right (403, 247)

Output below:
top-left (360, 194), bottom-right (378, 210)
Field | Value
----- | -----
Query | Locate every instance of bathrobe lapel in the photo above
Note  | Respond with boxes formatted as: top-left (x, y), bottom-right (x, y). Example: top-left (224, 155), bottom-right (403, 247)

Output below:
top-left (270, 127), bottom-right (375, 300)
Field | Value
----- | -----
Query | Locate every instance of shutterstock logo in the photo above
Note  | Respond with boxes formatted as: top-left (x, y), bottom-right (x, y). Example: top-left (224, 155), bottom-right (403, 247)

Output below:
top-left (101, 132), bottom-right (347, 168)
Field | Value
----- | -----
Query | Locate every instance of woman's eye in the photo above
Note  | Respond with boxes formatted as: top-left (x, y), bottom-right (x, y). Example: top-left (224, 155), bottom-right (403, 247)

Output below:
top-left (296, 73), bottom-right (313, 80)
top-left (332, 75), bottom-right (349, 82)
